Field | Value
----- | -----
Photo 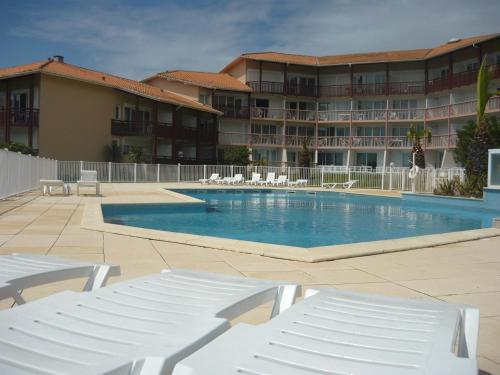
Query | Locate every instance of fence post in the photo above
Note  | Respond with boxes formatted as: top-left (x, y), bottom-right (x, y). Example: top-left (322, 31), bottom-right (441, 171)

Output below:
top-left (321, 166), bottom-right (324, 187)
top-left (402, 170), bottom-right (406, 191)
top-left (230, 165), bottom-right (234, 177)
top-left (134, 163), bottom-right (137, 183)
top-left (108, 162), bottom-right (112, 183)
top-left (203, 165), bottom-right (207, 181)
top-left (381, 168), bottom-right (385, 190)
top-left (177, 163), bottom-right (181, 182)
top-left (55, 159), bottom-right (58, 180)
top-left (80, 160), bottom-right (83, 171)
top-left (157, 164), bottom-right (160, 183)
top-left (348, 167), bottom-right (351, 182)
top-left (389, 164), bottom-right (393, 191)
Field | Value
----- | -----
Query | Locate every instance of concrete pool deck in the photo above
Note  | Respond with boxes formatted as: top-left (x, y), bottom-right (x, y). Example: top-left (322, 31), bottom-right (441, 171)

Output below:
top-left (1, 183), bottom-right (500, 373)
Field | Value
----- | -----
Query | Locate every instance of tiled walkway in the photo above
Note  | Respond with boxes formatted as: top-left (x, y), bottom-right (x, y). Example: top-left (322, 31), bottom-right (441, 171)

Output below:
top-left (1, 184), bottom-right (499, 374)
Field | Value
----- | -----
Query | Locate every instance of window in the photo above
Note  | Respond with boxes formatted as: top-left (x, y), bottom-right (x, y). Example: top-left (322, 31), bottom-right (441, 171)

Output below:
top-left (356, 152), bottom-right (377, 168)
top-left (356, 127), bottom-right (385, 137)
top-left (318, 152), bottom-right (343, 166)
top-left (402, 152), bottom-right (411, 167)
top-left (251, 124), bottom-right (277, 134)
top-left (392, 127), bottom-right (409, 137)
top-left (199, 94), bottom-right (209, 105)
top-left (254, 98), bottom-right (269, 108)
top-left (115, 105), bottom-right (121, 120)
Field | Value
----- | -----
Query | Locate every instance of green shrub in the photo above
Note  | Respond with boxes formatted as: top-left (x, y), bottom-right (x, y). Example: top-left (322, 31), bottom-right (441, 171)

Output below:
top-left (0, 142), bottom-right (35, 155)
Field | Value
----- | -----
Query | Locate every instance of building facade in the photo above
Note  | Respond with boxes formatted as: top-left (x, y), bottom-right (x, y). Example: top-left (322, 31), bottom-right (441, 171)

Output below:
top-left (0, 57), bottom-right (220, 163)
top-left (147, 33), bottom-right (500, 168)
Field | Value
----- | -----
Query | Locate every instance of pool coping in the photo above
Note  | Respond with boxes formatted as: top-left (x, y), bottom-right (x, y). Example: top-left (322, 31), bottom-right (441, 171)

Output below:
top-left (80, 186), bottom-right (500, 263)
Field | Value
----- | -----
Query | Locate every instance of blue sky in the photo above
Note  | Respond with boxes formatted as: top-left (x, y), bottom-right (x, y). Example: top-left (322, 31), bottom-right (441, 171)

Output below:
top-left (1, 0), bottom-right (499, 80)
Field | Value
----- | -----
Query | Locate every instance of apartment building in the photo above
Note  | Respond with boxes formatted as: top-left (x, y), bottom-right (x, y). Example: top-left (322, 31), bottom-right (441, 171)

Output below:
top-left (0, 56), bottom-right (220, 162)
top-left (149, 33), bottom-right (500, 168)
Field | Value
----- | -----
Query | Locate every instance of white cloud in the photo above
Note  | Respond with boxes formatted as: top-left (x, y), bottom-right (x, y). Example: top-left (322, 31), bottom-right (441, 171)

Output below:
top-left (10, 0), bottom-right (500, 79)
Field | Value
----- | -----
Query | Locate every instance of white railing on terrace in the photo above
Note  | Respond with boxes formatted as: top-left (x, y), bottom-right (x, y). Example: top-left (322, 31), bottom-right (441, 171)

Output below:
top-left (248, 96), bottom-right (500, 123)
top-left (53, 160), bottom-right (465, 193)
top-left (0, 149), bottom-right (57, 200)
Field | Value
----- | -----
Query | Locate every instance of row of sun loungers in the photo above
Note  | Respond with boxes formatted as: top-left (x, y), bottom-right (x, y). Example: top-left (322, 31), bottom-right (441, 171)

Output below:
top-left (200, 173), bottom-right (308, 187)
top-left (0, 253), bottom-right (479, 374)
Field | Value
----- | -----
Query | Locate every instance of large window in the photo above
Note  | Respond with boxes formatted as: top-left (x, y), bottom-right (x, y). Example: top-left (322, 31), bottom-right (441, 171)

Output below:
top-left (356, 152), bottom-right (377, 168)
top-left (253, 149), bottom-right (278, 162)
top-left (391, 127), bottom-right (409, 137)
top-left (356, 127), bottom-right (385, 137)
top-left (318, 152), bottom-right (344, 166)
top-left (252, 124), bottom-right (277, 135)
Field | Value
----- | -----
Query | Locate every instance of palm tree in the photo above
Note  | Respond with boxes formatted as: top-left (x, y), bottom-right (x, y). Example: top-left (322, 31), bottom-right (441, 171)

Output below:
top-left (467, 55), bottom-right (495, 178)
top-left (298, 136), bottom-right (311, 167)
top-left (407, 123), bottom-right (432, 168)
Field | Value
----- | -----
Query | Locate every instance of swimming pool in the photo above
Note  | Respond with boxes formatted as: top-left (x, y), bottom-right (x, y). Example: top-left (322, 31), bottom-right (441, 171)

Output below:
top-left (101, 189), bottom-right (500, 248)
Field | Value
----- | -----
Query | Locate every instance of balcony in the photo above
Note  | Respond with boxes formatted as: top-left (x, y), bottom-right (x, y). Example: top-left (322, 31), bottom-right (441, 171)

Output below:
top-left (387, 109), bottom-right (425, 121)
top-left (351, 110), bottom-right (386, 122)
top-left (111, 120), bottom-right (152, 136)
top-left (352, 83), bottom-right (387, 96)
top-left (317, 110), bottom-right (351, 122)
top-left (217, 132), bottom-right (459, 150)
top-left (0, 108), bottom-right (39, 127)
top-left (213, 104), bottom-right (249, 119)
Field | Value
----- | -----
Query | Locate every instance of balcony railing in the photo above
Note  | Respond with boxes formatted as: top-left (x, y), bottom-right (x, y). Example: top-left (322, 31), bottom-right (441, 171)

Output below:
top-left (351, 109), bottom-right (386, 121)
top-left (213, 104), bottom-right (249, 119)
top-left (388, 81), bottom-right (425, 95)
top-left (319, 84), bottom-right (351, 97)
top-left (352, 83), bottom-right (387, 96)
top-left (285, 135), bottom-right (314, 147)
top-left (247, 81), bottom-right (284, 95)
top-left (111, 120), bottom-right (153, 136)
top-left (218, 131), bottom-right (459, 150)
top-left (387, 109), bottom-right (425, 121)
top-left (285, 109), bottom-right (316, 122)
top-left (286, 84), bottom-right (317, 97)
top-left (317, 110), bottom-right (351, 122)
top-left (0, 108), bottom-right (40, 127)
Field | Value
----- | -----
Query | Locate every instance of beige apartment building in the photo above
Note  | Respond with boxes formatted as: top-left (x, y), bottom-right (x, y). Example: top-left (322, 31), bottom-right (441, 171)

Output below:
top-left (1, 33), bottom-right (500, 167)
top-left (147, 33), bottom-right (500, 168)
top-left (0, 56), bottom-right (220, 163)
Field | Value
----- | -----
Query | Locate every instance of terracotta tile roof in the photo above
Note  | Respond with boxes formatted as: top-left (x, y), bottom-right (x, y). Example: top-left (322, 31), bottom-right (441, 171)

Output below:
top-left (146, 70), bottom-right (251, 92)
top-left (221, 33), bottom-right (500, 71)
top-left (0, 59), bottom-right (221, 115)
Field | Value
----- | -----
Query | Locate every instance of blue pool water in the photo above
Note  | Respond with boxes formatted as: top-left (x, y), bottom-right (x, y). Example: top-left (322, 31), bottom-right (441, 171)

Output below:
top-left (101, 189), bottom-right (500, 248)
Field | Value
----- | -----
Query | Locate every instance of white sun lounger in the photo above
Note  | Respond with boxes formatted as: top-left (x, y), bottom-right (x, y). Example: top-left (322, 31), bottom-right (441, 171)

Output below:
top-left (77, 170), bottom-right (100, 195)
top-left (247, 173), bottom-right (261, 185)
top-left (173, 288), bottom-right (479, 375)
top-left (40, 179), bottom-right (71, 195)
top-left (323, 179), bottom-right (358, 189)
top-left (0, 269), bottom-right (299, 375)
top-left (288, 179), bottom-right (308, 187)
top-left (0, 253), bottom-right (120, 304)
top-left (217, 176), bottom-right (233, 184)
top-left (229, 174), bottom-right (244, 184)
top-left (199, 173), bottom-right (219, 184)
top-left (259, 172), bottom-right (275, 186)
top-left (272, 175), bottom-right (288, 186)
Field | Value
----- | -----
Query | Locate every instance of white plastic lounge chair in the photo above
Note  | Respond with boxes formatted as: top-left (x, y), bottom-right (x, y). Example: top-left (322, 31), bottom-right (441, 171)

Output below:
top-left (199, 173), bottom-right (219, 184)
top-left (0, 269), bottom-right (299, 375)
top-left (288, 179), bottom-right (308, 187)
top-left (40, 179), bottom-right (71, 195)
top-left (259, 172), bottom-right (275, 186)
top-left (77, 170), bottom-right (100, 195)
top-left (0, 253), bottom-right (119, 304)
top-left (173, 288), bottom-right (480, 375)
top-left (272, 175), bottom-right (288, 186)
top-left (323, 179), bottom-right (358, 189)
top-left (230, 174), bottom-right (244, 184)
top-left (248, 173), bottom-right (261, 185)
top-left (217, 176), bottom-right (233, 185)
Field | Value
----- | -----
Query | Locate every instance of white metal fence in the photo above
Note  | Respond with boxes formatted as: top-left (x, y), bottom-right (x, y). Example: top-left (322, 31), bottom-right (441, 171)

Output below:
top-left (0, 149), bottom-right (57, 200)
top-left (55, 160), bottom-right (464, 193)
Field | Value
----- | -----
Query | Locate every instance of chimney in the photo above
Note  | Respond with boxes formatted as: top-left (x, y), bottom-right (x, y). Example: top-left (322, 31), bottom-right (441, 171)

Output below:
top-left (53, 55), bottom-right (65, 63)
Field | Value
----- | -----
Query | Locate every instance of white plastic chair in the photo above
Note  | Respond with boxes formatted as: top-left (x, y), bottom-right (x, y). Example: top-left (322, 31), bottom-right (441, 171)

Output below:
top-left (0, 269), bottom-right (299, 375)
top-left (0, 253), bottom-right (119, 304)
top-left (259, 172), bottom-right (275, 186)
top-left (247, 173), bottom-right (261, 185)
top-left (199, 173), bottom-right (219, 184)
top-left (77, 170), bottom-right (100, 195)
top-left (173, 288), bottom-right (480, 375)
top-left (230, 174), bottom-right (244, 184)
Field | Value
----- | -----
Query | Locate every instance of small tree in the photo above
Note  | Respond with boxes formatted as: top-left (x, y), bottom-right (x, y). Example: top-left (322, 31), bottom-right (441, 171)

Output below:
top-left (467, 55), bottom-right (495, 180)
top-left (407, 124), bottom-right (431, 168)
top-left (223, 146), bottom-right (250, 166)
top-left (298, 137), bottom-right (311, 167)
top-left (126, 146), bottom-right (144, 163)
top-left (106, 142), bottom-right (122, 162)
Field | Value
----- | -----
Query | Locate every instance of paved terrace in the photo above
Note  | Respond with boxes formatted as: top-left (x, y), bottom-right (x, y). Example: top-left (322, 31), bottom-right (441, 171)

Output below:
top-left (0, 183), bottom-right (499, 374)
